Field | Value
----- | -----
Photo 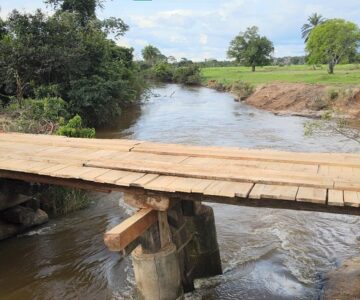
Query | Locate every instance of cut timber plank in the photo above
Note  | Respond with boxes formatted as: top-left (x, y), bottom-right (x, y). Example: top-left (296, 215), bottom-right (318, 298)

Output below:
top-left (296, 187), bottom-right (327, 204)
top-left (249, 184), bottom-right (298, 201)
top-left (124, 192), bottom-right (170, 211)
top-left (85, 159), bottom-right (334, 189)
top-left (344, 191), bottom-right (360, 207)
top-left (130, 173), bottom-right (159, 187)
top-left (203, 181), bottom-right (254, 198)
top-left (104, 208), bottom-right (158, 252)
top-left (328, 190), bottom-right (344, 207)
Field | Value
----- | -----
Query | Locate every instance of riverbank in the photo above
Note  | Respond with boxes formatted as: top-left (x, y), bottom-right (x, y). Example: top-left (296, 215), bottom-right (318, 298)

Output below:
top-left (205, 80), bottom-right (360, 121)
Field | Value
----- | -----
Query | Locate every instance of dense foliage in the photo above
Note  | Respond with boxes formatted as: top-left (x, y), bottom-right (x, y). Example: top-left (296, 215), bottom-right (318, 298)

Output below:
top-left (227, 26), bottom-right (274, 72)
top-left (142, 46), bottom-right (202, 85)
top-left (306, 19), bottom-right (360, 74)
top-left (0, 0), bottom-right (144, 127)
top-left (57, 115), bottom-right (95, 138)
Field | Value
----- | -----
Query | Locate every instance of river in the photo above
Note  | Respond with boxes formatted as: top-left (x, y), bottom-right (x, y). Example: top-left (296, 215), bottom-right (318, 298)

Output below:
top-left (1, 84), bottom-right (360, 300)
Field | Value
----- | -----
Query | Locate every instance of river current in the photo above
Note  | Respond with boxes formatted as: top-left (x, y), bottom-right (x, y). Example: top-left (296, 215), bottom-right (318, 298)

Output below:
top-left (1, 84), bottom-right (360, 300)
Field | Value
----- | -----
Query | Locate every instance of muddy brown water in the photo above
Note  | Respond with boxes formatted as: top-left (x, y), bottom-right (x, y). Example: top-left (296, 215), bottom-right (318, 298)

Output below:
top-left (1, 84), bottom-right (360, 300)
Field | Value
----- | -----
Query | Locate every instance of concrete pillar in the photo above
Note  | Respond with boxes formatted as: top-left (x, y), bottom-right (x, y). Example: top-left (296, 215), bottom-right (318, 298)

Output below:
top-left (132, 242), bottom-right (184, 300)
top-left (185, 204), bottom-right (222, 279)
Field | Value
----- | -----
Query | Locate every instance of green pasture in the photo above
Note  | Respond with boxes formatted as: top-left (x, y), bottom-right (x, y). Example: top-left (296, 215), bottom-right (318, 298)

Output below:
top-left (201, 64), bottom-right (360, 86)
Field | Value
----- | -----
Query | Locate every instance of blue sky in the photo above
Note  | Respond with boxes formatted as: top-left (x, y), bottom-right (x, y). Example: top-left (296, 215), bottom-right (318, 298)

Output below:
top-left (1, 0), bottom-right (360, 61)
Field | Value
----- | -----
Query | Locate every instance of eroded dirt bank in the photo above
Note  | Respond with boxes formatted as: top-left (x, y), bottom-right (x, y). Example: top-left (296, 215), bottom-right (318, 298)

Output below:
top-left (206, 80), bottom-right (360, 120)
top-left (244, 83), bottom-right (360, 119)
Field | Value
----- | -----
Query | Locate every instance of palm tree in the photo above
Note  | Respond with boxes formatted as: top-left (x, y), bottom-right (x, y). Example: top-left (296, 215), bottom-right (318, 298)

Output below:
top-left (141, 45), bottom-right (162, 65)
top-left (302, 13), bottom-right (326, 42)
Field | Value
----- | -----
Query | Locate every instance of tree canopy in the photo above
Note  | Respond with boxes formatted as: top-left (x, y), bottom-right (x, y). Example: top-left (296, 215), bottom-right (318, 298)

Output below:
top-left (0, 1), bottom-right (144, 127)
top-left (306, 19), bottom-right (360, 74)
top-left (141, 45), bottom-right (166, 65)
top-left (301, 13), bottom-right (326, 42)
top-left (227, 26), bottom-right (274, 71)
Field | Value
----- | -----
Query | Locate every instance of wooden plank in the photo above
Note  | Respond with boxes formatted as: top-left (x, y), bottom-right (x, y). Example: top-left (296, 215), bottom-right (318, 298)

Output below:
top-left (130, 173), bottom-right (159, 187)
top-left (296, 187), bottom-right (327, 204)
top-left (85, 159), bottom-right (335, 189)
top-left (124, 191), bottom-right (170, 211)
top-left (94, 170), bottom-right (134, 184)
top-left (249, 184), bottom-right (266, 199)
top-left (143, 176), bottom-right (179, 192)
top-left (203, 181), bottom-right (253, 198)
top-left (344, 191), bottom-right (360, 207)
top-left (328, 190), bottom-right (344, 207)
top-left (115, 172), bottom-right (147, 187)
top-left (104, 208), bottom-right (158, 252)
top-left (132, 142), bottom-right (360, 167)
top-left (248, 184), bottom-right (298, 201)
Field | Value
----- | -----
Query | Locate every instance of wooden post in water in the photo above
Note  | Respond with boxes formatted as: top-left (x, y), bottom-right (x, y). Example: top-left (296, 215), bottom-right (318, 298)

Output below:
top-left (104, 193), bottom-right (222, 300)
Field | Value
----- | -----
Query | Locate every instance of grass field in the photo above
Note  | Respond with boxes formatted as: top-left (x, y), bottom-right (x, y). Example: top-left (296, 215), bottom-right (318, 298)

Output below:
top-left (201, 64), bottom-right (360, 86)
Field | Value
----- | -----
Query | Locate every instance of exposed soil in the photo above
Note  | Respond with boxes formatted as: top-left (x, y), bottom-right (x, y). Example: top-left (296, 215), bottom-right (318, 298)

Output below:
top-left (324, 256), bottom-right (360, 299)
top-left (244, 83), bottom-right (360, 119)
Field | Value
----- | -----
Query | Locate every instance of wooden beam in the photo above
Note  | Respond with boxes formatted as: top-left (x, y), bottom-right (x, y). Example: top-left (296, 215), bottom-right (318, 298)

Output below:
top-left (104, 208), bottom-right (158, 252)
top-left (124, 191), bottom-right (170, 211)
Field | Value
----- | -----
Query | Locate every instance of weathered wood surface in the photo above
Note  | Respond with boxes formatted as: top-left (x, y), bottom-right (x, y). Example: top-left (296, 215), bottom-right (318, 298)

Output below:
top-left (1, 133), bottom-right (360, 214)
top-left (104, 208), bottom-right (158, 251)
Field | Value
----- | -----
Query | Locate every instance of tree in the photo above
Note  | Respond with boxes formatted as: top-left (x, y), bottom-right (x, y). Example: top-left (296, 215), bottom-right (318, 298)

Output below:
top-left (45, 0), bottom-right (103, 24)
top-left (301, 13), bottom-right (326, 42)
top-left (227, 26), bottom-right (274, 72)
top-left (306, 19), bottom-right (360, 74)
top-left (141, 45), bottom-right (164, 65)
top-left (0, 2), bottom-right (143, 126)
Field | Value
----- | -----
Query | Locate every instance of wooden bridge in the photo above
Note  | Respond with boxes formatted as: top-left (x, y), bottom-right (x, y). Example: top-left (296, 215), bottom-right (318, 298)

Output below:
top-left (1, 132), bottom-right (360, 299)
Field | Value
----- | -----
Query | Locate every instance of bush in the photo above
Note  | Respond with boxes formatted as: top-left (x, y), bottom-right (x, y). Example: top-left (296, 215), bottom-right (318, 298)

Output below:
top-left (173, 65), bottom-right (201, 85)
top-left (230, 81), bottom-right (254, 101)
top-left (310, 96), bottom-right (329, 110)
top-left (151, 62), bottom-right (174, 82)
top-left (3, 97), bottom-right (69, 134)
top-left (207, 80), bottom-right (227, 91)
top-left (56, 115), bottom-right (96, 138)
top-left (328, 89), bottom-right (339, 101)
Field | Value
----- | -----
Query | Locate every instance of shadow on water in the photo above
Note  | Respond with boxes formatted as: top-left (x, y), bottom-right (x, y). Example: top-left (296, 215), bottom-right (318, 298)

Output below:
top-left (1, 84), bottom-right (360, 300)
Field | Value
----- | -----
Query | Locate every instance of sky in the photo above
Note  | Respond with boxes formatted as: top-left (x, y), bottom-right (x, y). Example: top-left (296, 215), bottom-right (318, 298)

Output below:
top-left (1, 0), bottom-right (360, 61)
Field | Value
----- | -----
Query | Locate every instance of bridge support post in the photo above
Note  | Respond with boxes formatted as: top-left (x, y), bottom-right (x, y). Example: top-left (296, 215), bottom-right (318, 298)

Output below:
top-left (131, 214), bottom-right (184, 300)
top-left (184, 202), bottom-right (222, 280)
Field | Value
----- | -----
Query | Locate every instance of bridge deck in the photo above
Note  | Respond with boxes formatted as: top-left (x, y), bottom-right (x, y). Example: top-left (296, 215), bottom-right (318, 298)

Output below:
top-left (1, 133), bottom-right (360, 214)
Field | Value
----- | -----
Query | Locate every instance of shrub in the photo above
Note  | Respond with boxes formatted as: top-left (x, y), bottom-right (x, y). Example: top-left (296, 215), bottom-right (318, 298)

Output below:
top-left (207, 80), bottom-right (227, 91)
top-left (56, 115), bottom-right (95, 138)
top-left (3, 97), bottom-right (68, 134)
top-left (173, 65), bottom-right (201, 85)
top-left (151, 62), bottom-right (174, 82)
top-left (310, 96), bottom-right (329, 110)
top-left (230, 81), bottom-right (254, 101)
top-left (328, 89), bottom-right (339, 101)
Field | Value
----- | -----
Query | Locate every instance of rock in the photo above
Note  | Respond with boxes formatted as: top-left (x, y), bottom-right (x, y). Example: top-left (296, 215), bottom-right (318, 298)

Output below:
top-left (1, 206), bottom-right (37, 226)
top-left (0, 208), bottom-right (48, 240)
top-left (0, 220), bottom-right (20, 240)
top-left (22, 197), bottom-right (40, 211)
top-left (33, 209), bottom-right (49, 225)
top-left (324, 257), bottom-right (360, 299)
top-left (0, 192), bottom-right (32, 211)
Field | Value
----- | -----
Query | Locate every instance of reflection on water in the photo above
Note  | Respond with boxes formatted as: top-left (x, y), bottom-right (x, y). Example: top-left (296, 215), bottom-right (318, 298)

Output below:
top-left (1, 84), bottom-right (360, 300)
